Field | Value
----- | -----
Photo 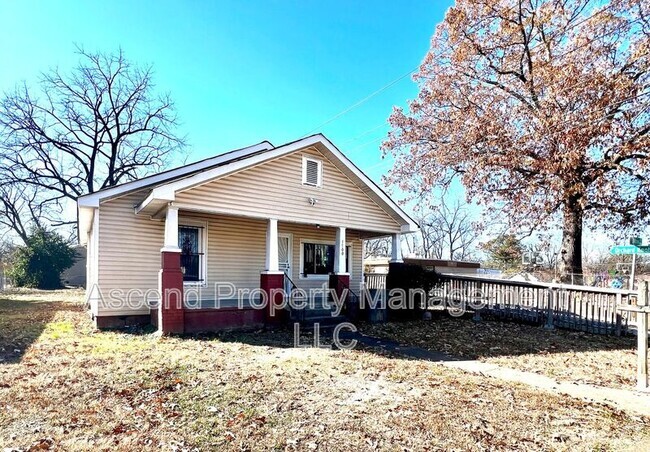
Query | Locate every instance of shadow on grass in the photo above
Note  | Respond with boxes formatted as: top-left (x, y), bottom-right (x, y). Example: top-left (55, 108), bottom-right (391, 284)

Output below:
top-left (176, 310), bottom-right (637, 363)
top-left (7, 294), bottom-right (630, 365)
top-left (0, 298), bottom-right (81, 364)
top-left (191, 325), bottom-right (320, 349)
top-left (356, 311), bottom-right (637, 361)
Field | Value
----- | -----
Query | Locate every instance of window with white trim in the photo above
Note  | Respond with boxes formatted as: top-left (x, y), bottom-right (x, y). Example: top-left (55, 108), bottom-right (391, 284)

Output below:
top-left (178, 225), bottom-right (205, 284)
top-left (302, 156), bottom-right (322, 187)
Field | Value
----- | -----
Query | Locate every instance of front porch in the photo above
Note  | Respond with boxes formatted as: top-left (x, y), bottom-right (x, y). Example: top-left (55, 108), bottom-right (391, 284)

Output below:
top-left (150, 206), bottom-right (403, 334)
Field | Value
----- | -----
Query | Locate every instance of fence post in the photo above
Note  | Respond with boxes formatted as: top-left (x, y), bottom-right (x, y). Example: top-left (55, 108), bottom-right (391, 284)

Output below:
top-left (472, 282), bottom-right (482, 323)
top-left (615, 293), bottom-right (623, 337)
top-left (637, 282), bottom-right (649, 390)
top-left (544, 288), bottom-right (555, 330)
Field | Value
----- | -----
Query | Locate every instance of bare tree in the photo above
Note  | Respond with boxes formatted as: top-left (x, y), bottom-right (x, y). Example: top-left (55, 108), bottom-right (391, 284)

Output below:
top-left (414, 198), bottom-right (481, 261)
top-left (0, 185), bottom-right (37, 244)
top-left (0, 47), bottom-right (185, 242)
top-left (526, 233), bottom-right (561, 270)
top-left (413, 212), bottom-right (444, 259)
top-left (363, 237), bottom-right (391, 259)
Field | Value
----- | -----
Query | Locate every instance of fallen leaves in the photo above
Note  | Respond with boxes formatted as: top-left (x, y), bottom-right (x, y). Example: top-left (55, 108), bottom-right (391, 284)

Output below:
top-left (363, 315), bottom-right (637, 388)
top-left (0, 290), bottom-right (649, 451)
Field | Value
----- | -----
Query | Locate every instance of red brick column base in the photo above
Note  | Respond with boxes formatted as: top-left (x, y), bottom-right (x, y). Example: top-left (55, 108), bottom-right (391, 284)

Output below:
top-left (329, 274), bottom-right (350, 299)
top-left (261, 272), bottom-right (285, 325)
top-left (329, 273), bottom-right (354, 320)
top-left (158, 251), bottom-right (185, 334)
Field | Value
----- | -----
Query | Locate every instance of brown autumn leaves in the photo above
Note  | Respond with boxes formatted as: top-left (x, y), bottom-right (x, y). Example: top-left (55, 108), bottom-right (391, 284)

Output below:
top-left (383, 0), bottom-right (649, 280)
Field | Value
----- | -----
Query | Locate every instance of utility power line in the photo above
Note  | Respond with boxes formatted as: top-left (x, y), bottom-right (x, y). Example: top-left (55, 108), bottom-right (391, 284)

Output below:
top-left (303, 66), bottom-right (419, 136)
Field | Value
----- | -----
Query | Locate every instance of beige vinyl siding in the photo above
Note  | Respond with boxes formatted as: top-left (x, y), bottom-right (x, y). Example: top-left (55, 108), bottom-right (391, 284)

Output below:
top-left (98, 191), bottom-right (163, 316)
top-left (194, 213), bottom-right (266, 296)
top-left (278, 223), bottom-right (363, 294)
top-left (182, 214), bottom-right (363, 299)
top-left (96, 201), bottom-right (365, 314)
top-left (174, 147), bottom-right (401, 234)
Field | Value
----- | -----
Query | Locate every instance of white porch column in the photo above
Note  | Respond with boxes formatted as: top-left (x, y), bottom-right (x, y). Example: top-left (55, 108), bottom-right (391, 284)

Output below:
top-left (390, 233), bottom-right (403, 263)
top-left (334, 226), bottom-right (347, 274)
top-left (161, 206), bottom-right (181, 252)
top-left (265, 218), bottom-right (280, 272)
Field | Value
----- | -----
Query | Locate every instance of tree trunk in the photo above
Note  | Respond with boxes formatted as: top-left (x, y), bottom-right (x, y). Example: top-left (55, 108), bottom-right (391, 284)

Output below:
top-left (558, 201), bottom-right (584, 284)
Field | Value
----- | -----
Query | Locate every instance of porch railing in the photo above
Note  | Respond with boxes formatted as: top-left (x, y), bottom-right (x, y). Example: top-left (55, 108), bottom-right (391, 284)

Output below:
top-left (333, 275), bottom-right (361, 321)
top-left (435, 274), bottom-right (636, 335)
top-left (364, 273), bottom-right (387, 290)
top-left (364, 271), bottom-right (636, 335)
top-left (283, 272), bottom-right (304, 322)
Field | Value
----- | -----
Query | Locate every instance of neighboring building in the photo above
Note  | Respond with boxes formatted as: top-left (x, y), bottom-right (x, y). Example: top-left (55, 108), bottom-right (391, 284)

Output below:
top-left (364, 257), bottom-right (480, 276)
top-left (61, 246), bottom-right (87, 287)
top-left (77, 134), bottom-right (418, 332)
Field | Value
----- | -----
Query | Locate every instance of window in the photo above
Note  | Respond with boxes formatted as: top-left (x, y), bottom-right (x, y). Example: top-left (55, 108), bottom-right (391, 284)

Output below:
top-left (302, 156), bottom-right (322, 187)
top-left (302, 242), bottom-right (350, 277)
top-left (179, 225), bottom-right (205, 283)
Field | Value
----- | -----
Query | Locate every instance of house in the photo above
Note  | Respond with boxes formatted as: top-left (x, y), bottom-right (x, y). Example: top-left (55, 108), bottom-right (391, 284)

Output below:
top-left (77, 134), bottom-right (418, 333)
top-left (61, 245), bottom-right (87, 287)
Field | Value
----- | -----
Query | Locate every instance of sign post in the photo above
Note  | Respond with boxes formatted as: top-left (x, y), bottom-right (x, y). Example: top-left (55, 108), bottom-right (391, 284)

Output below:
top-left (611, 239), bottom-right (648, 289)
top-left (637, 282), bottom-right (649, 390)
top-left (630, 238), bottom-right (642, 289)
top-left (617, 282), bottom-right (650, 390)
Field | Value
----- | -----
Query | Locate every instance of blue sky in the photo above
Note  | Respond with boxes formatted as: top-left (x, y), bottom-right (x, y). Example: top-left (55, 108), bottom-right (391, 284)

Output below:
top-left (0, 1), bottom-right (621, 259)
top-left (0, 0), bottom-right (451, 186)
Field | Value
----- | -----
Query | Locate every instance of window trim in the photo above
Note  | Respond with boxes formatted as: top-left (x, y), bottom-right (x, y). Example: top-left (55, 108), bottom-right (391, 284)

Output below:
top-left (178, 218), bottom-right (208, 287)
top-left (302, 156), bottom-right (323, 187)
top-left (299, 239), bottom-right (352, 280)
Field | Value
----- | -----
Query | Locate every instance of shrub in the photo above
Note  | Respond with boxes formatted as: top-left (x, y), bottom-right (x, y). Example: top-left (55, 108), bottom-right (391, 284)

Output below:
top-left (7, 229), bottom-right (76, 289)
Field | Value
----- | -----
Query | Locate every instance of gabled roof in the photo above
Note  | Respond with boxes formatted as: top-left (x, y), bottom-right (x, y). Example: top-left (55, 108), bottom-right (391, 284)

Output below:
top-left (77, 139), bottom-right (274, 207)
top-left (78, 134), bottom-right (418, 239)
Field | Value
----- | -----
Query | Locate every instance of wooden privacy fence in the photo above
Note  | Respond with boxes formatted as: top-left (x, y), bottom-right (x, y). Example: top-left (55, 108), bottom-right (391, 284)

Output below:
top-left (434, 274), bottom-right (637, 335)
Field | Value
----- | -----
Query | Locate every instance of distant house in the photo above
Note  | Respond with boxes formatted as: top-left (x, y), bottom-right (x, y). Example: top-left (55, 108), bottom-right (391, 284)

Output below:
top-left (61, 246), bottom-right (87, 287)
top-left (364, 257), bottom-right (480, 276)
top-left (77, 134), bottom-right (418, 332)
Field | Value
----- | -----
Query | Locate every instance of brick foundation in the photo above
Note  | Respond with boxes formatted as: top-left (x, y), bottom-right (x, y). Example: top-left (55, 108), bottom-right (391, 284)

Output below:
top-left (184, 307), bottom-right (266, 333)
top-left (95, 314), bottom-right (151, 329)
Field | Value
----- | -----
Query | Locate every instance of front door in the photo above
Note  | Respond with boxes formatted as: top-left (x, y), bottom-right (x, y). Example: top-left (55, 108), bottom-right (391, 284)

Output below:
top-left (278, 234), bottom-right (292, 276)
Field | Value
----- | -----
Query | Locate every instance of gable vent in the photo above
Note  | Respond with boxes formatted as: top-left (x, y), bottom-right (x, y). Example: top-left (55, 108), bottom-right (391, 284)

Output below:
top-left (302, 157), bottom-right (322, 187)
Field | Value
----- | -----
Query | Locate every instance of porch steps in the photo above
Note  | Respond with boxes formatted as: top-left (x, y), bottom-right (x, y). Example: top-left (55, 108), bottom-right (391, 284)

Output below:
top-left (290, 297), bottom-right (348, 328)
top-left (300, 314), bottom-right (348, 328)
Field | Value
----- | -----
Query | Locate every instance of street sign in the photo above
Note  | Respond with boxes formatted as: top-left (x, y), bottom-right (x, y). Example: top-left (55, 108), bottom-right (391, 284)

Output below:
top-left (610, 245), bottom-right (650, 255)
top-left (631, 237), bottom-right (643, 246)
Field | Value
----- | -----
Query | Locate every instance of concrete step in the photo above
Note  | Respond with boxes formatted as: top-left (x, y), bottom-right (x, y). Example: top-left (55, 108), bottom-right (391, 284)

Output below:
top-left (299, 315), bottom-right (348, 328)
top-left (303, 307), bottom-right (338, 317)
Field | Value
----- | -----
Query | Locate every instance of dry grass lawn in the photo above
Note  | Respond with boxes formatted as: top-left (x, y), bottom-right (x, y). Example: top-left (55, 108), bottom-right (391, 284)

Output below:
top-left (1, 290), bottom-right (649, 451)
top-left (362, 315), bottom-right (639, 389)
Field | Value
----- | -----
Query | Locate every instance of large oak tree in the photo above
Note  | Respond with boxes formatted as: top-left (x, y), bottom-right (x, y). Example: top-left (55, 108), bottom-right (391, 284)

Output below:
top-left (383, 0), bottom-right (649, 282)
top-left (0, 48), bottom-right (185, 242)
